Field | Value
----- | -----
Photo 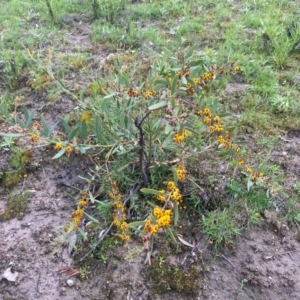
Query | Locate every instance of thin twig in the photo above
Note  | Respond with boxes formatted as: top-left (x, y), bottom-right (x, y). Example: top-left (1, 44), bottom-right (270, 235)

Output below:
top-left (221, 254), bottom-right (237, 270)
top-left (36, 272), bottom-right (41, 294)
top-left (134, 111), bottom-right (152, 186)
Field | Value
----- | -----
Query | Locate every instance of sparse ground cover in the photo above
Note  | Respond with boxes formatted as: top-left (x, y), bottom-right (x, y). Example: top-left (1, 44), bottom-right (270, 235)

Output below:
top-left (1, 0), bottom-right (300, 299)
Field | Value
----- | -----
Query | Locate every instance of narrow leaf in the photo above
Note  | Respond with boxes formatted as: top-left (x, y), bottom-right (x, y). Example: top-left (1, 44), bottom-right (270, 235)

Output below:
top-left (68, 126), bottom-right (79, 140)
top-left (52, 148), bottom-right (66, 159)
top-left (60, 118), bottom-right (72, 135)
top-left (16, 116), bottom-right (25, 128)
top-left (177, 234), bottom-right (194, 248)
top-left (25, 110), bottom-right (35, 128)
top-left (184, 45), bottom-right (196, 61)
top-left (148, 101), bottom-right (167, 110)
top-left (140, 188), bottom-right (164, 196)
top-left (95, 116), bottom-right (102, 142)
top-left (0, 133), bottom-right (25, 138)
top-left (40, 115), bottom-right (49, 136)
top-left (171, 74), bottom-right (178, 95)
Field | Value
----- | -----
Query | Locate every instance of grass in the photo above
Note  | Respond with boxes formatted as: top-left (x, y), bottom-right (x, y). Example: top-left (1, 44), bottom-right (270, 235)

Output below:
top-left (1, 0), bottom-right (300, 272)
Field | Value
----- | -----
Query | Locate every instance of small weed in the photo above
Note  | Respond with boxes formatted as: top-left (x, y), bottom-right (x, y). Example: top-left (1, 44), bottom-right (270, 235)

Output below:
top-left (284, 198), bottom-right (300, 226)
top-left (201, 209), bottom-right (241, 251)
top-left (0, 191), bottom-right (30, 221)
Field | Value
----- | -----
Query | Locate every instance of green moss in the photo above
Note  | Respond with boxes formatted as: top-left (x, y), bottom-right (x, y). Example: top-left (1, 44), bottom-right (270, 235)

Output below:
top-left (2, 170), bottom-right (24, 188)
top-left (0, 191), bottom-right (30, 221)
top-left (1, 149), bottom-right (32, 188)
top-left (147, 261), bottom-right (201, 295)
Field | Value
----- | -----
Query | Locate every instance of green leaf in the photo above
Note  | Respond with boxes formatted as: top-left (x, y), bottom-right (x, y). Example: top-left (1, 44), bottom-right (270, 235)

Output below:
top-left (60, 118), bottom-right (72, 136)
top-left (16, 116), bottom-right (25, 128)
top-left (164, 123), bottom-right (173, 134)
top-left (77, 146), bottom-right (90, 154)
top-left (48, 122), bottom-right (58, 137)
top-left (0, 133), bottom-right (25, 138)
top-left (52, 148), bottom-right (66, 159)
top-left (140, 188), bottom-right (164, 196)
top-left (95, 116), bottom-right (102, 143)
top-left (154, 83), bottom-right (167, 90)
top-left (184, 45), bottom-right (196, 61)
top-left (84, 212), bottom-right (99, 224)
top-left (148, 101), bottom-right (167, 110)
top-left (22, 106), bottom-right (29, 121)
top-left (171, 95), bottom-right (176, 109)
top-left (80, 120), bottom-right (88, 140)
top-left (163, 47), bottom-right (173, 57)
top-left (68, 126), bottom-right (79, 140)
top-left (40, 115), bottom-right (49, 136)
top-left (25, 110), bottom-right (35, 128)
top-left (104, 92), bottom-right (116, 99)
top-left (88, 190), bottom-right (96, 204)
top-left (173, 202), bottom-right (179, 226)
top-left (171, 74), bottom-right (178, 95)
top-left (128, 220), bottom-right (146, 229)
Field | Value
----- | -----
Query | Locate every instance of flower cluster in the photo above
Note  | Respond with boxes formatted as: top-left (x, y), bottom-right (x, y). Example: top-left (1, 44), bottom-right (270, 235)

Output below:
top-left (126, 87), bottom-right (139, 98)
top-left (197, 108), bottom-right (224, 133)
top-left (29, 133), bottom-right (39, 143)
top-left (217, 132), bottom-right (234, 149)
top-left (144, 207), bottom-right (172, 235)
top-left (157, 181), bottom-right (183, 203)
top-left (173, 129), bottom-right (189, 143)
top-left (200, 72), bottom-right (214, 83)
top-left (142, 89), bottom-right (156, 99)
top-left (64, 191), bottom-right (90, 232)
top-left (109, 181), bottom-right (130, 242)
top-left (177, 69), bottom-right (190, 79)
top-left (80, 111), bottom-right (92, 124)
top-left (53, 143), bottom-right (73, 154)
top-left (176, 165), bottom-right (187, 181)
top-left (244, 167), bottom-right (264, 182)
top-left (69, 209), bottom-right (84, 230)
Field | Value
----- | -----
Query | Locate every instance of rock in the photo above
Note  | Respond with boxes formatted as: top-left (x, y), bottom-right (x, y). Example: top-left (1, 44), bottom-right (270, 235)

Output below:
top-left (67, 279), bottom-right (74, 287)
top-left (1, 267), bottom-right (19, 282)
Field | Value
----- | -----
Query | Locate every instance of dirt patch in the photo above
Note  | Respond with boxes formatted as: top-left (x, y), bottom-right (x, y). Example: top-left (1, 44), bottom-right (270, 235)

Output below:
top-left (201, 228), bottom-right (300, 300)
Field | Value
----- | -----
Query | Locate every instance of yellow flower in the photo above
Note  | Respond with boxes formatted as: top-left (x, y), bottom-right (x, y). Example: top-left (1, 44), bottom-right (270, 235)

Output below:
top-left (157, 215), bottom-right (171, 227)
top-left (156, 190), bottom-right (166, 202)
top-left (120, 221), bottom-right (128, 231)
top-left (214, 116), bottom-right (221, 122)
top-left (80, 111), bottom-right (92, 124)
top-left (150, 224), bottom-right (159, 235)
top-left (29, 133), bottom-right (39, 143)
top-left (234, 66), bottom-right (241, 72)
top-left (144, 219), bottom-right (152, 232)
top-left (78, 200), bottom-right (87, 208)
top-left (203, 108), bottom-right (212, 117)
top-left (118, 234), bottom-right (130, 242)
top-left (153, 207), bottom-right (163, 219)
top-left (167, 181), bottom-right (176, 191)
top-left (54, 142), bottom-right (63, 150)
top-left (238, 160), bottom-right (245, 166)
top-left (204, 117), bottom-right (212, 125)
top-left (65, 146), bottom-right (73, 153)
top-left (177, 165), bottom-right (187, 181)
top-left (171, 188), bottom-right (182, 202)
top-left (246, 168), bottom-right (253, 174)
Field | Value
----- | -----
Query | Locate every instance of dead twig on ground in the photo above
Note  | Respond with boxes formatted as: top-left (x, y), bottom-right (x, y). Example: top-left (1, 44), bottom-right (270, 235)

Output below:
top-left (221, 254), bottom-right (237, 270)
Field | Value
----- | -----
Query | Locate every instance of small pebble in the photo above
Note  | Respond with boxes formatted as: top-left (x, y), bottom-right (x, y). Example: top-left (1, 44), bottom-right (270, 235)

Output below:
top-left (67, 279), bottom-right (74, 287)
